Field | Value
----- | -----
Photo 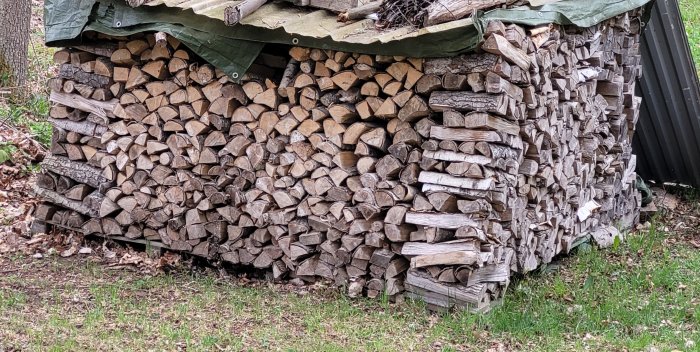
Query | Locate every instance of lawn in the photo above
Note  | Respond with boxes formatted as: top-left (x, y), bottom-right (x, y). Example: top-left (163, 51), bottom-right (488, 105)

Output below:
top-left (1, 1), bottom-right (699, 351)
top-left (1, 216), bottom-right (699, 351)
top-left (680, 0), bottom-right (700, 71)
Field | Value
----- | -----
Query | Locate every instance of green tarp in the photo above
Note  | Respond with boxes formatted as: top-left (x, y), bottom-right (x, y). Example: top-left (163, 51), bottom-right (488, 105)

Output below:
top-left (46, 0), bottom-right (265, 80)
top-left (484, 0), bottom-right (653, 27)
top-left (45, 0), bottom-right (653, 80)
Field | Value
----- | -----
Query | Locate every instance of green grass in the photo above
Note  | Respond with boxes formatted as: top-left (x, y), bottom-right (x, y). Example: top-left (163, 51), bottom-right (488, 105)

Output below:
top-left (0, 97), bottom-right (52, 147)
top-left (0, 142), bottom-right (19, 164)
top-left (680, 0), bottom-right (700, 71)
top-left (1, 220), bottom-right (699, 351)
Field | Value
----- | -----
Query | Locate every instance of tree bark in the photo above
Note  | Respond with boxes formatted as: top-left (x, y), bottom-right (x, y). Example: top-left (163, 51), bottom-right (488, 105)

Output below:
top-left (0, 0), bottom-right (30, 86)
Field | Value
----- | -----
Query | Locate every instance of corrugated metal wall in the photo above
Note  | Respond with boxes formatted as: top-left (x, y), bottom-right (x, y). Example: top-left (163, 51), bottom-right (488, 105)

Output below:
top-left (634, 0), bottom-right (700, 187)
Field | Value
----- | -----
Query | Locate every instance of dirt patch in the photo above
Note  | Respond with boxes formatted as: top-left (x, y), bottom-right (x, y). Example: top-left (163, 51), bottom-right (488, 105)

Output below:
top-left (649, 186), bottom-right (700, 248)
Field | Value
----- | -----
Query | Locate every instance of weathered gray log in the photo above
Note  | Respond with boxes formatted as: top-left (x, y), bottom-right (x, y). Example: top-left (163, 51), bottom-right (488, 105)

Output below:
top-left (49, 91), bottom-right (118, 120)
top-left (404, 284), bottom-right (491, 312)
top-left (482, 33), bottom-right (531, 70)
top-left (424, 0), bottom-right (506, 26)
top-left (424, 53), bottom-right (500, 75)
top-left (277, 59), bottom-right (299, 97)
top-left (465, 249), bottom-right (513, 286)
top-left (418, 171), bottom-right (495, 191)
top-left (401, 240), bottom-right (479, 256)
top-left (31, 184), bottom-right (99, 217)
top-left (73, 43), bottom-right (118, 57)
top-left (411, 251), bottom-right (478, 268)
top-left (429, 126), bottom-right (503, 143)
top-left (404, 212), bottom-right (481, 229)
top-left (422, 150), bottom-right (492, 165)
top-left (405, 269), bottom-right (487, 305)
top-left (48, 118), bottom-right (107, 136)
top-left (338, 1), bottom-right (382, 22)
top-left (429, 91), bottom-right (508, 115)
top-left (462, 112), bottom-right (520, 135)
top-left (126, 0), bottom-right (151, 7)
top-left (225, 0), bottom-right (269, 25)
top-left (58, 64), bottom-right (112, 88)
top-left (41, 155), bottom-right (111, 189)
top-left (287, 0), bottom-right (359, 12)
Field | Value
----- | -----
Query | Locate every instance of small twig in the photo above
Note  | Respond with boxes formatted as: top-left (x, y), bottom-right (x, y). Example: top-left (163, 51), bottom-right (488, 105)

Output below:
top-left (0, 116), bottom-right (22, 132)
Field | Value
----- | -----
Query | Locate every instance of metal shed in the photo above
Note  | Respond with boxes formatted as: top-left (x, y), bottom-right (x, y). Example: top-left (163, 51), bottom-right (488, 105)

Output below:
top-left (635, 0), bottom-right (700, 187)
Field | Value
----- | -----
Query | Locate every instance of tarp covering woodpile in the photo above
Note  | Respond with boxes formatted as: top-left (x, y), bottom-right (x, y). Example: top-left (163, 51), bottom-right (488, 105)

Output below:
top-left (36, 0), bottom-right (650, 310)
top-left (45, 0), bottom-right (652, 79)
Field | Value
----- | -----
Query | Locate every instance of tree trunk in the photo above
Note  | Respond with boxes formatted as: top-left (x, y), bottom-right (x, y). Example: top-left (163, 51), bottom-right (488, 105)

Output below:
top-left (0, 0), bottom-right (31, 86)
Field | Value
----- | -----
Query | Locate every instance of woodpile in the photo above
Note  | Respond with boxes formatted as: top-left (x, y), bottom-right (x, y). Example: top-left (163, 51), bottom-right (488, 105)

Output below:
top-left (34, 8), bottom-right (643, 311)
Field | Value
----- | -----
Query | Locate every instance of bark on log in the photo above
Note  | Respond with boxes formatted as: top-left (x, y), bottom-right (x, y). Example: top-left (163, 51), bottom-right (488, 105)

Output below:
top-left (424, 0), bottom-right (507, 26)
top-left (58, 64), bottom-right (112, 88)
top-left (42, 155), bottom-right (112, 189)
top-left (48, 118), bottom-right (107, 136)
top-left (32, 184), bottom-right (100, 217)
top-left (225, 0), bottom-right (269, 25)
top-left (429, 91), bottom-right (508, 115)
top-left (49, 91), bottom-right (118, 120)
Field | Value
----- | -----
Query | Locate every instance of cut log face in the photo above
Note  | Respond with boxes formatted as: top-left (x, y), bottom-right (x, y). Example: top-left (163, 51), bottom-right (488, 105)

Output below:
top-left (36, 13), bottom-right (645, 310)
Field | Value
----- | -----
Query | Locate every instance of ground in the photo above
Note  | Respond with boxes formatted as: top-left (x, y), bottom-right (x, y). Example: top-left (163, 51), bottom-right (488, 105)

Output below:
top-left (2, 207), bottom-right (700, 351)
top-left (1, 1), bottom-right (700, 351)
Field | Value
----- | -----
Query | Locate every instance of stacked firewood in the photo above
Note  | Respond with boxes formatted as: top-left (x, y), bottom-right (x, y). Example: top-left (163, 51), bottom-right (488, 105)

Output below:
top-left (34, 9), bottom-right (643, 311)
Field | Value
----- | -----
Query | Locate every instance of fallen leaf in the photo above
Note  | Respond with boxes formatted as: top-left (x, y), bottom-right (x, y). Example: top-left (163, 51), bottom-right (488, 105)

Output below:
top-left (60, 246), bottom-right (76, 257)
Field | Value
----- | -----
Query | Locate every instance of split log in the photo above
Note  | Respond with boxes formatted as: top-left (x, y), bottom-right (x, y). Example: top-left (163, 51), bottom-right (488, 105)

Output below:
top-left (32, 184), bottom-right (100, 217)
top-left (424, 0), bottom-right (507, 26)
top-left (42, 155), bottom-right (112, 189)
top-left (225, 0), bottom-right (269, 26)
